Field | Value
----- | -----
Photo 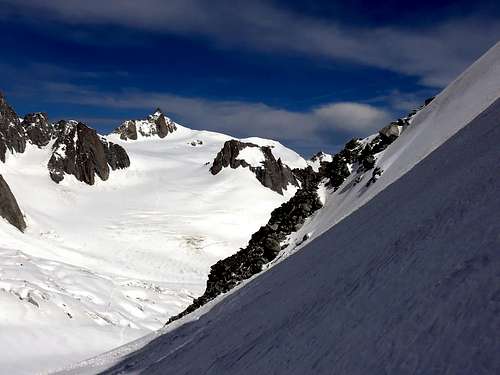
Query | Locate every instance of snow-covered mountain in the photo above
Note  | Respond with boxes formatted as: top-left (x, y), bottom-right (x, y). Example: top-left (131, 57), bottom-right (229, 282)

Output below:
top-left (0, 100), bottom-right (303, 373)
top-left (56, 41), bottom-right (500, 374)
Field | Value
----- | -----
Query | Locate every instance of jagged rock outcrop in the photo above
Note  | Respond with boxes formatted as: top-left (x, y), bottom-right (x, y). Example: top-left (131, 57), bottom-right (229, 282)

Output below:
top-left (22, 112), bottom-right (53, 147)
top-left (210, 140), bottom-right (254, 173)
top-left (0, 174), bottom-right (26, 232)
top-left (0, 92), bottom-right (26, 162)
top-left (48, 121), bottom-right (130, 185)
top-left (103, 140), bottom-right (131, 170)
top-left (210, 140), bottom-right (299, 194)
top-left (114, 108), bottom-right (177, 140)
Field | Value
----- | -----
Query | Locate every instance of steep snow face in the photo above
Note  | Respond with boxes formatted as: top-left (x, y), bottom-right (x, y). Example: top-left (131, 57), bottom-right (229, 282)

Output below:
top-left (64, 93), bottom-right (500, 375)
top-left (287, 41), bottom-right (500, 248)
top-left (0, 121), bottom-right (302, 374)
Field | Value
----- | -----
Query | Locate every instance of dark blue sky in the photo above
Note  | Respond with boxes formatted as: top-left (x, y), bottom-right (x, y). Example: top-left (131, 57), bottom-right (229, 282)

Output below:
top-left (1, 0), bottom-right (499, 156)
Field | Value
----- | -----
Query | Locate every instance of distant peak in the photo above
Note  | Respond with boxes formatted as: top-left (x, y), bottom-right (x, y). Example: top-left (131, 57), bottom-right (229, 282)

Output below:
top-left (114, 108), bottom-right (177, 140)
top-left (150, 108), bottom-right (164, 120)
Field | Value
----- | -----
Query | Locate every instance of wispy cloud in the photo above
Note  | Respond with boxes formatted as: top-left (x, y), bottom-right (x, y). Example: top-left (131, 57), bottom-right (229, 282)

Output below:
top-left (52, 83), bottom-right (393, 134)
top-left (2, 0), bottom-right (499, 87)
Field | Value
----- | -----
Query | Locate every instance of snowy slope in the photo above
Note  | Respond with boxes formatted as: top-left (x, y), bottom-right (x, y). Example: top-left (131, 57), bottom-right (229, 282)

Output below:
top-left (62, 88), bottom-right (500, 375)
top-left (285, 41), bottom-right (500, 250)
top-left (0, 119), bottom-right (301, 374)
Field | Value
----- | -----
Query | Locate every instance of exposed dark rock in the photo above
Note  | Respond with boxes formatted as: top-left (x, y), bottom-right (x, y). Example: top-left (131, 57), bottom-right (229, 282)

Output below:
top-left (210, 140), bottom-right (299, 194)
top-left (0, 92), bottom-right (26, 162)
top-left (22, 112), bottom-right (53, 147)
top-left (117, 120), bottom-right (138, 140)
top-left (322, 154), bottom-right (351, 190)
top-left (424, 96), bottom-right (435, 106)
top-left (152, 108), bottom-right (176, 138)
top-left (48, 121), bottom-right (130, 185)
top-left (254, 147), bottom-right (299, 194)
top-left (0, 174), bottom-right (26, 231)
top-left (114, 108), bottom-right (177, 140)
top-left (357, 145), bottom-right (376, 171)
top-left (103, 140), bottom-right (130, 170)
top-left (210, 140), bottom-right (253, 174)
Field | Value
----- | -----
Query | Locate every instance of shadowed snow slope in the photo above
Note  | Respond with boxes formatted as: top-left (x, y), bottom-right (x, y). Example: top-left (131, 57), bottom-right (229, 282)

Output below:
top-left (67, 97), bottom-right (500, 374)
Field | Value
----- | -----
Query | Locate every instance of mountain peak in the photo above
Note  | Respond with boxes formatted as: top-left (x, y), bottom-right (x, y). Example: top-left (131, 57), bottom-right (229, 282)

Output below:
top-left (114, 109), bottom-right (177, 141)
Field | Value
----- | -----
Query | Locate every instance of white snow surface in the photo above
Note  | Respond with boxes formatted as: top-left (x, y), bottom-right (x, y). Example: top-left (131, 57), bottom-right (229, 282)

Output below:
top-left (236, 146), bottom-right (265, 167)
top-left (0, 123), bottom-right (301, 374)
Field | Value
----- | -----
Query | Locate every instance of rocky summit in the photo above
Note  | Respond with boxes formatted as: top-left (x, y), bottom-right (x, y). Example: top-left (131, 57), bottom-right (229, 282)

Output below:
top-left (114, 108), bottom-right (177, 140)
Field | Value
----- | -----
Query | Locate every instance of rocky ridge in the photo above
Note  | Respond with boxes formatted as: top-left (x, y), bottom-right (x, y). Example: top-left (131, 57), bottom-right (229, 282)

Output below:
top-left (210, 139), bottom-right (299, 194)
top-left (0, 93), bottom-right (131, 189)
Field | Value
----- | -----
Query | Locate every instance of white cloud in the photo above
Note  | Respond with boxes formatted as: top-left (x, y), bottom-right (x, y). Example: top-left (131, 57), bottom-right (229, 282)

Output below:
top-left (2, 0), bottom-right (500, 87)
top-left (314, 103), bottom-right (392, 133)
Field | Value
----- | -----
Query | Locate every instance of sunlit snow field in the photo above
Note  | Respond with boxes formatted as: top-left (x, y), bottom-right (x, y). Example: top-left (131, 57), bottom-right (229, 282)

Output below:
top-left (0, 122), bottom-right (302, 373)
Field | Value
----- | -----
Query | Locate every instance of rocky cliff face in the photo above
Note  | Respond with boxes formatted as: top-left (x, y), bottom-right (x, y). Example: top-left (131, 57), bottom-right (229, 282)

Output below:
top-left (0, 174), bottom-right (26, 232)
top-left (48, 121), bottom-right (130, 185)
top-left (114, 108), bottom-right (177, 140)
top-left (210, 140), bottom-right (299, 194)
top-left (0, 92), bottom-right (26, 162)
top-left (22, 112), bottom-right (53, 147)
